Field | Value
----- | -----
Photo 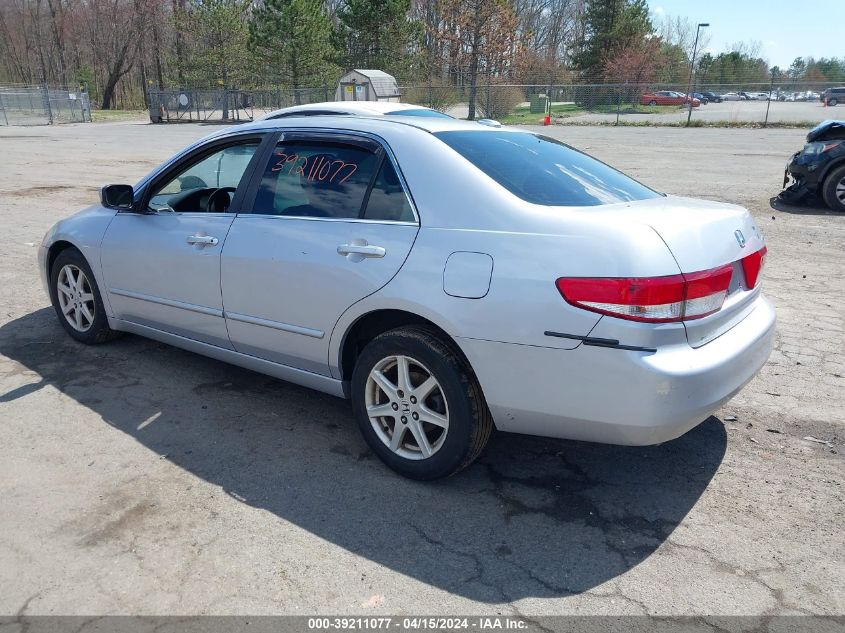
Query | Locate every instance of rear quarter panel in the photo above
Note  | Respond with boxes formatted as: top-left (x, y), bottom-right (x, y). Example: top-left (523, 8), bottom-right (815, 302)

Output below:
top-left (327, 214), bottom-right (684, 378)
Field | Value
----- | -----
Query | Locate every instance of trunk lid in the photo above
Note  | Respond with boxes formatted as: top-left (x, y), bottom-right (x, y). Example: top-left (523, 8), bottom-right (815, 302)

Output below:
top-left (590, 195), bottom-right (766, 347)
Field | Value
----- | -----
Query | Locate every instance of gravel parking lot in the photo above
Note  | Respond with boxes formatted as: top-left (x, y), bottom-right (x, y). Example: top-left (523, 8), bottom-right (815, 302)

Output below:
top-left (0, 121), bottom-right (842, 618)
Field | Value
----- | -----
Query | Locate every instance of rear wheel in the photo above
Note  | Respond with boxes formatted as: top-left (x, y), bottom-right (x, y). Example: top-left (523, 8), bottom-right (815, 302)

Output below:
top-left (648, 100), bottom-right (657, 106)
top-left (50, 247), bottom-right (119, 344)
top-left (822, 164), bottom-right (845, 212)
top-left (351, 326), bottom-right (493, 480)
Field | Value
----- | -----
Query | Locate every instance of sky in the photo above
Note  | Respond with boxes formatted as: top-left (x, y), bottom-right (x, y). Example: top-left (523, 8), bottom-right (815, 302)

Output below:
top-left (649, 0), bottom-right (845, 68)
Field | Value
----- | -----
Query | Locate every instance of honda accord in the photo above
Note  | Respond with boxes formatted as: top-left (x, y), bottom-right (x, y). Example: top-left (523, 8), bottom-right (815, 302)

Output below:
top-left (39, 113), bottom-right (775, 479)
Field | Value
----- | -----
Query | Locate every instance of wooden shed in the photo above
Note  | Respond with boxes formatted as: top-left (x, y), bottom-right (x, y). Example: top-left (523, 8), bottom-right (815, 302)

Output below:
top-left (335, 69), bottom-right (401, 102)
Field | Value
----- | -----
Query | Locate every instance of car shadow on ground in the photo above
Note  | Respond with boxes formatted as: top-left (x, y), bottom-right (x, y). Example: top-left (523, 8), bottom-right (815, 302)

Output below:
top-left (0, 308), bottom-right (726, 602)
top-left (770, 194), bottom-right (838, 216)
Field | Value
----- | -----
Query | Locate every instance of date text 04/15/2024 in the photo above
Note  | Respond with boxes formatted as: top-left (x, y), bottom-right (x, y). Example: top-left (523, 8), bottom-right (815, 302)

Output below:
top-left (306, 617), bottom-right (528, 630)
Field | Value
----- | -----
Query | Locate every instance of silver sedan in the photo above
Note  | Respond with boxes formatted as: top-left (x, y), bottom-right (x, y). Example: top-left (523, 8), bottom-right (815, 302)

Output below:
top-left (38, 113), bottom-right (775, 479)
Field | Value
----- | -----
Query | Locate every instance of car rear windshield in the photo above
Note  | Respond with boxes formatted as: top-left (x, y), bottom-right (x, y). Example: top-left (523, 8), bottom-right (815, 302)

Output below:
top-left (386, 108), bottom-right (453, 118)
top-left (434, 130), bottom-right (661, 206)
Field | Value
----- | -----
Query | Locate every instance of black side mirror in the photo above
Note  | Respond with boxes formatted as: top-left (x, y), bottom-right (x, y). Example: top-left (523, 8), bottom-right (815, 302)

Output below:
top-left (100, 184), bottom-right (135, 210)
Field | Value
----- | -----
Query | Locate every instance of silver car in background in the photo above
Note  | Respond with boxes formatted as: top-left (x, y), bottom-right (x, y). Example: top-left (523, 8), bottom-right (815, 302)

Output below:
top-left (39, 112), bottom-right (775, 479)
top-left (258, 100), bottom-right (454, 121)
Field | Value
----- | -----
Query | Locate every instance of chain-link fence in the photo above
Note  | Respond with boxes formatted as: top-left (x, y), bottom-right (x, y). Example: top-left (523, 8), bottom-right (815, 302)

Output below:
top-left (147, 87), bottom-right (334, 123)
top-left (400, 81), bottom-right (843, 127)
top-left (0, 84), bottom-right (91, 126)
top-left (144, 81), bottom-right (842, 127)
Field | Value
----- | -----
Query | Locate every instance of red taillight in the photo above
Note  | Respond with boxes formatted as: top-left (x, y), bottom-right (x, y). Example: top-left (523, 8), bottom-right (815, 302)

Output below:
top-left (556, 264), bottom-right (733, 323)
top-left (741, 246), bottom-right (767, 289)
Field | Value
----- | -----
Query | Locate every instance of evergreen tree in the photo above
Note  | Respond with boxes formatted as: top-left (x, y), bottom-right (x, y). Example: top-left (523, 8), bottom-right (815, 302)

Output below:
top-left (178, 0), bottom-right (252, 88)
top-left (573, 0), bottom-right (652, 79)
top-left (332, 0), bottom-right (422, 80)
top-left (787, 57), bottom-right (806, 83)
top-left (250, 0), bottom-right (337, 90)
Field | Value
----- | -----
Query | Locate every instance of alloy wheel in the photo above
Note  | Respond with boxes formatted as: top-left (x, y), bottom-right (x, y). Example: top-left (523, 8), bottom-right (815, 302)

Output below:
top-left (365, 355), bottom-right (449, 460)
top-left (837, 177), bottom-right (845, 205)
top-left (56, 264), bottom-right (95, 332)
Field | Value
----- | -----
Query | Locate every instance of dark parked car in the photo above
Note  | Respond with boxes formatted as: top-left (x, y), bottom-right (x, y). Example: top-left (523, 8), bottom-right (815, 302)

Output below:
top-left (699, 91), bottom-right (723, 103)
top-left (780, 120), bottom-right (845, 211)
top-left (821, 87), bottom-right (845, 106)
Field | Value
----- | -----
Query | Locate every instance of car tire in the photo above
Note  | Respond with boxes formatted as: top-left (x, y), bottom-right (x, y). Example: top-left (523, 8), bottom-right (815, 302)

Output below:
top-left (821, 164), bottom-right (845, 212)
top-left (829, 98), bottom-right (838, 106)
top-left (648, 100), bottom-right (657, 106)
top-left (50, 247), bottom-right (120, 344)
top-left (350, 326), bottom-right (493, 480)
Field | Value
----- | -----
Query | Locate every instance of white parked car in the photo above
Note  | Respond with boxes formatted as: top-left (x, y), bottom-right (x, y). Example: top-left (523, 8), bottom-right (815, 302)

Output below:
top-left (38, 111), bottom-right (775, 479)
top-left (721, 92), bottom-right (744, 101)
top-left (258, 100), bottom-right (453, 121)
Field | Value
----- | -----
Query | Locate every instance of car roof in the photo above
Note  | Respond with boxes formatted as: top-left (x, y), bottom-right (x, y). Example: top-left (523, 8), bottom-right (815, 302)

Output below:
top-left (258, 101), bottom-right (438, 120)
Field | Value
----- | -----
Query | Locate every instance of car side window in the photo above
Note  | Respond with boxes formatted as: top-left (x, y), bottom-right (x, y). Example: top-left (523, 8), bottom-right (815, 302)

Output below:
top-left (253, 141), bottom-right (379, 218)
top-left (148, 141), bottom-right (259, 213)
top-left (362, 159), bottom-right (414, 222)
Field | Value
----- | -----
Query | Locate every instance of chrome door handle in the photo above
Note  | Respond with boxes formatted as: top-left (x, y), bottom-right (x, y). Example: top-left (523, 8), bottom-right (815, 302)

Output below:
top-left (187, 235), bottom-right (219, 246)
top-left (337, 244), bottom-right (386, 258)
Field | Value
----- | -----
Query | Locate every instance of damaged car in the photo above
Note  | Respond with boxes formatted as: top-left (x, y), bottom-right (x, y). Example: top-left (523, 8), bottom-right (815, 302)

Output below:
top-left (781, 120), bottom-right (845, 212)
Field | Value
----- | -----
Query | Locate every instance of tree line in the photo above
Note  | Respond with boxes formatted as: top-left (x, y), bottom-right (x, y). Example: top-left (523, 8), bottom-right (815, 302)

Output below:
top-left (1, 0), bottom-right (843, 110)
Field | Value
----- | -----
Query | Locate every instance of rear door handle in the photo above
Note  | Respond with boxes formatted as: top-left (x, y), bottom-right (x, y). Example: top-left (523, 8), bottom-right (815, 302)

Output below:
top-left (337, 244), bottom-right (386, 258)
top-left (187, 235), bottom-right (219, 246)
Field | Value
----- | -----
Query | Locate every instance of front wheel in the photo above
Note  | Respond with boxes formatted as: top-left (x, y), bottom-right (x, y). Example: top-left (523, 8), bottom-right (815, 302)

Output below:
top-left (351, 326), bottom-right (493, 480)
top-left (648, 100), bottom-right (657, 106)
top-left (829, 98), bottom-right (838, 106)
top-left (822, 164), bottom-right (845, 212)
top-left (50, 247), bottom-right (119, 344)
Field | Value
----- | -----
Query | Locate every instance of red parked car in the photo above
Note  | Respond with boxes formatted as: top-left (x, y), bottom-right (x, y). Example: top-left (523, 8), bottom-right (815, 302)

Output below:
top-left (640, 91), bottom-right (700, 107)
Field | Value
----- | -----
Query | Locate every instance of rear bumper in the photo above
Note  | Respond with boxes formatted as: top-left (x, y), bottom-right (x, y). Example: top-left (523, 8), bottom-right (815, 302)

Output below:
top-left (458, 295), bottom-right (776, 445)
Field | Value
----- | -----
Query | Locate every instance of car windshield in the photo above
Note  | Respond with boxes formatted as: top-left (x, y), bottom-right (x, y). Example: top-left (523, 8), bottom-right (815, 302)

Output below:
top-left (386, 108), bottom-right (453, 118)
top-left (434, 131), bottom-right (661, 206)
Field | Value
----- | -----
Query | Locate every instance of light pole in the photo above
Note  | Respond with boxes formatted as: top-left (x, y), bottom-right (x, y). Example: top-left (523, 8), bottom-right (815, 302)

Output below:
top-left (686, 22), bottom-right (709, 126)
top-left (764, 68), bottom-right (778, 127)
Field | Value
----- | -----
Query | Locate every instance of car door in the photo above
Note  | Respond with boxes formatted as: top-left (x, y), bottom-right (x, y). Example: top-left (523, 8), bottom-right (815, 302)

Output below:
top-left (100, 133), bottom-right (268, 348)
top-left (221, 130), bottom-right (419, 376)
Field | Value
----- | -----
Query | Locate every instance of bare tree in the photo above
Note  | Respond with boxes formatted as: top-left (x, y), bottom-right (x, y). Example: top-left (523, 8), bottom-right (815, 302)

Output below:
top-left (657, 13), bottom-right (712, 63)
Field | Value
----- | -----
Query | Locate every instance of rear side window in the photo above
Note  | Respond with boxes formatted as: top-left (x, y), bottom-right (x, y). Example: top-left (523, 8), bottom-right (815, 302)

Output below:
top-left (435, 131), bottom-right (660, 206)
top-left (362, 160), bottom-right (414, 222)
top-left (253, 142), bottom-right (379, 218)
